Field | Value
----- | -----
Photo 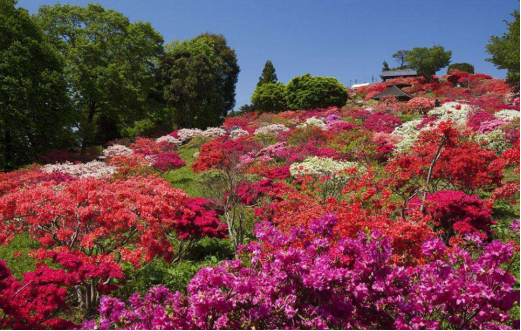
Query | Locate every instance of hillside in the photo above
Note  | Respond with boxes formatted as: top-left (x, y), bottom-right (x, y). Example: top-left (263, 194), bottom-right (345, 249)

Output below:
top-left (0, 71), bottom-right (519, 329)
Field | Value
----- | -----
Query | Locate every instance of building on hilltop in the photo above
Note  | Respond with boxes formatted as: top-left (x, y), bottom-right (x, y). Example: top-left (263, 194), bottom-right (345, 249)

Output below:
top-left (371, 85), bottom-right (413, 101)
top-left (380, 69), bottom-right (417, 81)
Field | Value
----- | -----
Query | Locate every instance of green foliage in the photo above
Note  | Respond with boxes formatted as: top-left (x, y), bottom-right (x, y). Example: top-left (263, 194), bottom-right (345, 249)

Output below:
top-left (37, 3), bottom-right (165, 150)
top-left (447, 63), bottom-right (475, 74)
top-left (162, 33), bottom-right (239, 128)
top-left (392, 50), bottom-right (409, 69)
top-left (257, 60), bottom-right (278, 86)
top-left (486, 10), bottom-right (520, 86)
top-left (382, 61), bottom-right (390, 71)
top-left (285, 74), bottom-right (348, 110)
top-left (0, 0), bottom-right (73, 170)
top-left (163, 144), bottom-right (203, 197)
top-left (251, 82), bottom-right (287, 112)
top-left (406, 45), bottom-right (452, 81)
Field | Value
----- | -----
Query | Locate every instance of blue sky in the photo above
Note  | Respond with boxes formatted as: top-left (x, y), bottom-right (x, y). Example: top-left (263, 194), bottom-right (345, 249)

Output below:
top-left (21, 0), bottom-right (519, 109)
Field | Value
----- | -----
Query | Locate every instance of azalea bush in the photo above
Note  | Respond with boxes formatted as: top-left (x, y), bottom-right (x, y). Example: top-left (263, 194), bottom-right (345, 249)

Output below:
top-left (0, 71), bottom-right (519, 329)
top-left (85, 215), bottom-right (519, 330)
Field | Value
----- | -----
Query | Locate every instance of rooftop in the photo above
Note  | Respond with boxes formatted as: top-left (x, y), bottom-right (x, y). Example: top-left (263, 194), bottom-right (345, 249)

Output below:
top-left (381, 69), bottom-right (417, 77)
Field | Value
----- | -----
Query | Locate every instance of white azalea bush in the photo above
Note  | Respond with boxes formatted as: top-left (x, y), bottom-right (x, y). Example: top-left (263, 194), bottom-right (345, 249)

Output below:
top-left (297, 117), bottom-right (327, 129)
top-left (42, 160), bottom-right (117, 179)
top-left (100, 144), bottom-right (134, 160)
top-left (156, 135), bottom-right (182, 146)
top-left (177, 128), bottom-right (204, 143)
top-left (254, 124), bottom-right (289, 136)
top-left (290, 156), bottom-right (363, 178)
top-left (229, 128), bottom-right (249, 140)
top-left (475, 130), bottom-right (509, 154)
top-left (202, 127), bottom-right (227, 138)
top-left (494, 109), bottom-right (520, 122)
top-left (391, 119), bottom-right (425, 153)
top-left (290, 156), bottom-right (364, 200)
top-left (427, 102), bottom-right (472, 127)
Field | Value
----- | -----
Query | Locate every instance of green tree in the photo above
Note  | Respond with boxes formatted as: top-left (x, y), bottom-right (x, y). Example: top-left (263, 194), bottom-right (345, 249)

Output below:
top-left (0, 0), bottom-right (73, 170)
top-left (251, 82), bottom-right (286, 112)
top-left (392, 50), bottom-right (409, 69)
top-left (194, 33), bottom-right (240, 116)
top-left (486, 10), bottom-right (520, 86)
top-left (285, 74), bottom-right (348, 110)
top-left (382, 61), bottom-right (390, 71)
top-left (37, 3), bottom-right (164, 151)
top-left (447, 63), bottom-right (475, 74)
top-left (161, 34), bottom-right (239, 128)
top-left (257, 60), bottom-right (278, 87)
top-left (406, 46), bottom-right (452, 81)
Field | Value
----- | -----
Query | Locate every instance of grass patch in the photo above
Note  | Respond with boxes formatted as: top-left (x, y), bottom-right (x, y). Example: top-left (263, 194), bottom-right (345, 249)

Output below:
top-left (162, 144), bottom-right (203, 197)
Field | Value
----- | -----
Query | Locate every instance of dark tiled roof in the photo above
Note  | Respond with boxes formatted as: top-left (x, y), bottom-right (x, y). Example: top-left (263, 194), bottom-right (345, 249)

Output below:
top-left (381, 69), bottom-right (417, 77)
top-left (371, 85), bottom-right (413, 100)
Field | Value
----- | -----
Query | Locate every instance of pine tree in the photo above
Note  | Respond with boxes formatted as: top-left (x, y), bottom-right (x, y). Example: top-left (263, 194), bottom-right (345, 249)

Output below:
top-left (257, 60), bottom-right (278, 87)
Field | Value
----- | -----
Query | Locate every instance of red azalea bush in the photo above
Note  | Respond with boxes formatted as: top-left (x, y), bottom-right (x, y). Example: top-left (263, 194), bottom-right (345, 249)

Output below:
top-left (149, 152), bottom-right (186, 173)
top-left (407, 97), bottom-right (435, 113)
top-left (363, 113), bottom-right (401, 133)
top-left (413, 190), bottom-right (495, 242)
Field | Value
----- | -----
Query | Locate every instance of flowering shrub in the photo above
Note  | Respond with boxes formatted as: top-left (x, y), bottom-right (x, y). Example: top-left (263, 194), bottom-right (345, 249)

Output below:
top-left (155, 134), bottom-right (182, 146)
top-left (229, 128), bottom-right (249, 140)
top-left (289, 156), bottom-right (362, 178)
top-left (476, 130), bottom-right (510, 154)
top-left (427, 102), bottom-right (472, 126)
top-left (100, 144), bottom-right (134, 160)
top-left (407, 97), bottom-right (435, 113)
top-left (85, 215), bottom-right (518, 330)
top-left (296, 116), bottom-right (327, 129)
top-left (202, 127), bottom-right (227, 138)
top-left (147, 151), bottom-right (186, 173)
top-left (41, 160), bottom-right (117, 178)
top-left (177, 128), bottom-right (205, 142)
top-left (254, 124), bottom-right (289, 135)
top-left (495, 109), bottom-right (520, 121)
top-left (415, 191), bottom-right (495, 242)
top-left (363, 113), bottom-right (401, 133)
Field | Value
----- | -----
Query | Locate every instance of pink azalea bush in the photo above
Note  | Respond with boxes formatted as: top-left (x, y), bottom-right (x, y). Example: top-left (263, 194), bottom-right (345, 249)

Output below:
top-left (84, 215), bottom-right (519, 330)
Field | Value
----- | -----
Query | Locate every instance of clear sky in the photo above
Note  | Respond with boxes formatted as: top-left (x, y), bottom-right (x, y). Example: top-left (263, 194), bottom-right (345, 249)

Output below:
top-left (21, 0), bottom-right (519, 109)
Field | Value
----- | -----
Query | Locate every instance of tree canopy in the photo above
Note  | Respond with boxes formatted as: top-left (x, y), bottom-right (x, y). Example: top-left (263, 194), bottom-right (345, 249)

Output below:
top-left (0, 0), bottom-right (73, 170)
top-left (251, 82), bottom-right (287, 112)
top-left (392, 50), bottom-right (409, 69)
top-left (406, 46), bottom-right (452, 81)
top-left (257, 60), bottom-right (278, 87)
top-left (285, 74), bottom-right (348, 110)
top-left (486, 10), bottom-right (520, 86)
top-left (161, 34), bottom-right (239, 128)
top-left (447, 63), bottom-right (475, 74)
top-left (37, 3), bottom-right (164, 151)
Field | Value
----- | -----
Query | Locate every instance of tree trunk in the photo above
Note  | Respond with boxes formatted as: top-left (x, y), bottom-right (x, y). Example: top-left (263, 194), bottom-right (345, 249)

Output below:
top-left (81, 101), bottom-right (96, 154)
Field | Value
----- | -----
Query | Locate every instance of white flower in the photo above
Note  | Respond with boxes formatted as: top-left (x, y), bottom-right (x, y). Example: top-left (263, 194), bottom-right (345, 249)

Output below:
top-left (427, 102), bottom-right (472, 127)
top-left (290, 156), bottom-right (363, 179)
top-left (475, 130), bottom-right (509, 154)
top-left (391, 119), bottom-right (425, 153)
top-left (177, 128), bottom-right (204, 142)
top-left (229, 128), bottom-right (249, 140)
top-left (297, 117), bottom-right (327, 129)
top-left (494, 109), bottom-right (520, 122)
top-left (42, 160), bottom-right (117, 178)
top-left (254, 124), bottom-right (289, 136)
top-left (202, 127), bottom-right (227, 138)
top-left (156, 135), bottom-right (182, 146)
top-left (100, 144), bottom-right (133, 159)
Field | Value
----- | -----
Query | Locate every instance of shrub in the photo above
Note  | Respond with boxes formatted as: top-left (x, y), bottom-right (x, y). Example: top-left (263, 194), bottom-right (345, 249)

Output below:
top-left (251, 82), bottom-right (287, 112)
top-left (286, 74), bottom-right (348, 110)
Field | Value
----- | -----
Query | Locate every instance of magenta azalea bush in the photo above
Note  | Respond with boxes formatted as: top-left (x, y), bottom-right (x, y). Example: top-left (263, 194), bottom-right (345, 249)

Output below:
top-left (84, 215), bottom-right (519, 330)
